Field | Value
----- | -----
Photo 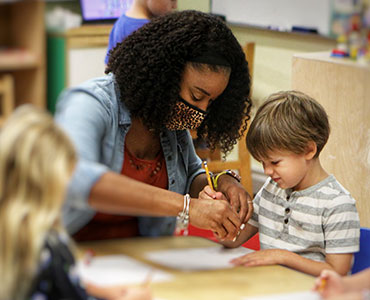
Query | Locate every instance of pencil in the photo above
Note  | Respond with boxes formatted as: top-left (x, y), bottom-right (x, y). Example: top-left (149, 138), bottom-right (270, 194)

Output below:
top-left (142, 270), bottom-right (153, 287)
top-left (202, 161), bottom-right (214, 191)
top-left (319, 278), bottom-right (326, 292)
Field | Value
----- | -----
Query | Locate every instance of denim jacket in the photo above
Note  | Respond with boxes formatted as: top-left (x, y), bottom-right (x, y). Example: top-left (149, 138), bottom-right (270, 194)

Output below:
top-left (55, 74), bottom-right (204, 236)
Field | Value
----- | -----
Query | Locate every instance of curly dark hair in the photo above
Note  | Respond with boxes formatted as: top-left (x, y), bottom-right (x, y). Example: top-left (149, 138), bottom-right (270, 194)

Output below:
top-left (106, 10), bottom-right (252, 155)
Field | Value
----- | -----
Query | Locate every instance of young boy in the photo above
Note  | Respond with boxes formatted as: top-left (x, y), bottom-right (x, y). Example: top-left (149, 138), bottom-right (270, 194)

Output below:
top-left (222, 90), bottom-right (360, 276)
top-left (105, 0), bottom-right (177, 64)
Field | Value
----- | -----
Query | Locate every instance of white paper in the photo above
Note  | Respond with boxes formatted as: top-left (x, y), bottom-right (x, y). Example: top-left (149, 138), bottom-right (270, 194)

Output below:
top-left (145, 245), bottom-right (254, 271)
top-left (77, 254), bottom-right (173, 286)
top-left (242, 290), bottom-right (321, 300)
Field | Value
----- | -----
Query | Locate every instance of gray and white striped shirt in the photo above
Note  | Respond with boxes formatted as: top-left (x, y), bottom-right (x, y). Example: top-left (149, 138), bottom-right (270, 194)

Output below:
top-left (249, 175), bottom-right (360, 262)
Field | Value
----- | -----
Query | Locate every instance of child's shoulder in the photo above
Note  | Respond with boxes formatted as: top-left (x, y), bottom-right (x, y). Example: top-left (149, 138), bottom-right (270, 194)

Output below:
top-left (314, 174), bottom-right (356, 206)
top-left (116, 13), bottom-right (150, 24)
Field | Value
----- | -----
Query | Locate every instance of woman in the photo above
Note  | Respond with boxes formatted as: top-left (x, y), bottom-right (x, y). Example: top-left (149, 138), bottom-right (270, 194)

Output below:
top-left (55, 10), bottom-right (252, 241)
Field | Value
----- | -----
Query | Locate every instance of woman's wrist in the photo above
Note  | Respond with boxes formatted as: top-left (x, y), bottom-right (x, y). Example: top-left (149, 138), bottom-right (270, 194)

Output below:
top-left (175, 194), bottom-right (191, 235)
top-left (212, 170), bottom-right (241, 190)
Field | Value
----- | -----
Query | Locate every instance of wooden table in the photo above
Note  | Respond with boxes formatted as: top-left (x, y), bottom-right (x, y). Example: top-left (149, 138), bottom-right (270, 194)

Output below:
top-left (78, 236), bottom-right (315, 300)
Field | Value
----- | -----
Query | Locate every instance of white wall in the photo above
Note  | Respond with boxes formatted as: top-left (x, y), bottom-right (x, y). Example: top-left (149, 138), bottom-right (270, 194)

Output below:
top-left (68, 47), bottom-right (106, 87)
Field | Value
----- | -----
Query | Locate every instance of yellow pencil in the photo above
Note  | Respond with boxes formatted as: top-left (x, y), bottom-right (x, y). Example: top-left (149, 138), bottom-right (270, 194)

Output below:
top-left (319, 278), bottom-right (327, 292)
top-left (203, 161), bottom-right (214, 191)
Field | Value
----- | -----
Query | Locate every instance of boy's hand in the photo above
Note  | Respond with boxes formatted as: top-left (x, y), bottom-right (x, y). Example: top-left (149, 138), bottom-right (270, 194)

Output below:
top-left (230, 249), bottom-right (285, 267)
top-left (198, 185), bottom-right (226, 200)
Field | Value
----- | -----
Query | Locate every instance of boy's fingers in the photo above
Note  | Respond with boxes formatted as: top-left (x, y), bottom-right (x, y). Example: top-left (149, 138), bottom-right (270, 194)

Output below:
top-left (204, 185), bottom-right (217, 198)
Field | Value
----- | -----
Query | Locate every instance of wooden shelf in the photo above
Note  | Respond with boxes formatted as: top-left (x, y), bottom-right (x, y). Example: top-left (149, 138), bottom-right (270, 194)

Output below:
top-left (0, 48), bottom-right (38, 71)
top-left (0, 0), bottom-right (46, 111)
top-left (66, 25), bottom-right (113, 48)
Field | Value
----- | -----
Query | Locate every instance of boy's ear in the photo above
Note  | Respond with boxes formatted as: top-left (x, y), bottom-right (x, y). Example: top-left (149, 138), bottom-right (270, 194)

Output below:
top-left (304, 141), bottom-right (317, 160)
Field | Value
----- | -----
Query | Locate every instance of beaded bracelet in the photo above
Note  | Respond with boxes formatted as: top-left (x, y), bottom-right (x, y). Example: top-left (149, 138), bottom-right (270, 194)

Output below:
top-left (211, 169), bottom-right (241, 190)
top-left (175, 194), bottom-right (191, 235)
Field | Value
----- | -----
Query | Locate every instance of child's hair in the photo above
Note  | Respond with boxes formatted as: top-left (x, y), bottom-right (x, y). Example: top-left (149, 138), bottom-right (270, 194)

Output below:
top-left (247, 90), bottom-right (330, 161)
top-left (0, 105), bottom-right (76, 300)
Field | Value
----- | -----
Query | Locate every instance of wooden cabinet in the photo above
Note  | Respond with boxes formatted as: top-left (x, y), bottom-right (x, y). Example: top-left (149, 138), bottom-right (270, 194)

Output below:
top-left (292, 52), bottom-right (370, 227)
top-left (0, 0), bottom-right (45, 124)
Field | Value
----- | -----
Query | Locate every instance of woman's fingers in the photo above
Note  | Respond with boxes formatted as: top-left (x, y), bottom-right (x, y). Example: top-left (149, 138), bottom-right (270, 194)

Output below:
top-left (190, 198), bottom-right (241, 240)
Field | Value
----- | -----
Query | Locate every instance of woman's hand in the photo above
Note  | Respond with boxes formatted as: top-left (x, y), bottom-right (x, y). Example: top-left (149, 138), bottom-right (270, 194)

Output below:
top-left (189, 196), bottom-right (241, 241)
top-left (212, 175), bottom-right (253, 224)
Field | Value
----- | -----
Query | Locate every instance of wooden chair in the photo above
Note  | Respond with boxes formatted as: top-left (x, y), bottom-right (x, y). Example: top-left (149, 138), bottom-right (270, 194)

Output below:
top-left (0, 74), bottom-right (15, 126)
top-left (192, 42), bottom-right (255, 196)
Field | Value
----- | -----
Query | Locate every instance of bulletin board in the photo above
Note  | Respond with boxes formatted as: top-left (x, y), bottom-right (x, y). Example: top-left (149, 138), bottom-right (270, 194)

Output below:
top-left (211, 0), bottom-right (332, 36)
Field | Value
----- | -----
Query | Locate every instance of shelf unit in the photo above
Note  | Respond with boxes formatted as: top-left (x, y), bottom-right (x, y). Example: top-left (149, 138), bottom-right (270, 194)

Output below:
top-left (0, 0), bottom-right (46, 124)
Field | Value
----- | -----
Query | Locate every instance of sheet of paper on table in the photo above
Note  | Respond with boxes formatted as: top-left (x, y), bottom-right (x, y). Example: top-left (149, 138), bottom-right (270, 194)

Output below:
top-left (77, 254), bottom-right (173, 286)
top-left (145, 245), bottom-right (254, 271)
top-left (242, 290), bottom-right (321, 300)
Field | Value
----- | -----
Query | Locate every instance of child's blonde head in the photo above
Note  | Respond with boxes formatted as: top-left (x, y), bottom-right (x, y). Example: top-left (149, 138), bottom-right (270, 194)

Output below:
top-left (247, 90), bottom-right (330, 161)
top-left (0, 105), bottom-right (76, 300)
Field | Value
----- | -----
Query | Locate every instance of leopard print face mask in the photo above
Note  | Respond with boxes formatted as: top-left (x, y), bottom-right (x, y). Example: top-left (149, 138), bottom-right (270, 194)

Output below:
top-left (166, 97), bottom-right (206, 131)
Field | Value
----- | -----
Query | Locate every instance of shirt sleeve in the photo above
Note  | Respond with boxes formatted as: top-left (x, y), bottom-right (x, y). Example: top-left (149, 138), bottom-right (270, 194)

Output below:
top-left (248, 192), bottom-right (263, 229)
top-left (55, 89), bottom-right (111, 211)
top-left (180, 130), bottom-right (204, 192)
top-left (323, 194), bottom-right (360, 254)
top-left (248, 178), bottom-right (272, 228)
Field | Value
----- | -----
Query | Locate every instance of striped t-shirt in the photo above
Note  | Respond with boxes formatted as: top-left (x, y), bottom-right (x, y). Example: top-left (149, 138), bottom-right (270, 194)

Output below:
top-left (248, 174), bottom-right (360, 262)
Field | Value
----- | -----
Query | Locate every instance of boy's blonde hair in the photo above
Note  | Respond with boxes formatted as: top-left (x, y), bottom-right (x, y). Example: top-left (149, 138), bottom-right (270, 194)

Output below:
top-left (0, 105), bottom-right (76, 300)
top-left (247, 90), bottom-right (330, 161)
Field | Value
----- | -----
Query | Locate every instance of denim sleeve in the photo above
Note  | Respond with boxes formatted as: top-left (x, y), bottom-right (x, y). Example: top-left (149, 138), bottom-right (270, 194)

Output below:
top-left (183, 130), bottom-right (204, 192)
top-left (55, 90), bottom-right (111, 211)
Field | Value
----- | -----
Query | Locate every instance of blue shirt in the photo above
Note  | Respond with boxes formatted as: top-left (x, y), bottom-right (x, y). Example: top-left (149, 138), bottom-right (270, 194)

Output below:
top-left (105, 14), bottom-right (149, 64)
top-left (55, 74), bottom-right (204, 235)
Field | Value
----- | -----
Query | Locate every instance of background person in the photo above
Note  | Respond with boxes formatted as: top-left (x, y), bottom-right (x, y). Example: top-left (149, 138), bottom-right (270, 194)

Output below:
top-left (0, 105), bottom-right (152, 300)
top-left (105, 0), bottom-right (178, 64)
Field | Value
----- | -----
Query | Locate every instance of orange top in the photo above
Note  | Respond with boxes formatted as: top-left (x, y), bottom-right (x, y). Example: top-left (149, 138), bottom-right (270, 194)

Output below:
top-left (73, 145), bottom-right (168, 241)
top-left (121, 144), bottom-right (168, 188)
